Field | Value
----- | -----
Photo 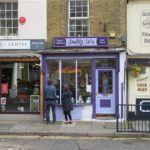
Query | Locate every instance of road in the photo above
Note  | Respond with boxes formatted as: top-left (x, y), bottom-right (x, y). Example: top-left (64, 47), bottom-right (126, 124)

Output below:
top-left (0, 136), bottom-right (150, 150)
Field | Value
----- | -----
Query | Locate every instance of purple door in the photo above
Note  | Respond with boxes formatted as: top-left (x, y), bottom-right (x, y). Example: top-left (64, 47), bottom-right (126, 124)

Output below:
top-left (96, 69), bottom-right (115, 114)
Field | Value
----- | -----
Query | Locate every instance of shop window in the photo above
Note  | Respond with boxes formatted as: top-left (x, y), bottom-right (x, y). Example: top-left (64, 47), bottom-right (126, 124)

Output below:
top-left (0, 62), bottom-right (40, 113)
top-left (77, 60), bottom-right (91, 103)
top-left (46, 59), bottom-right (92, 105)
top-left (0, 1), bottom-right (18, 36)
top-left (96, 59), bottom-right (116, 68)
top-left (69, 0), bottom-right (89, 37)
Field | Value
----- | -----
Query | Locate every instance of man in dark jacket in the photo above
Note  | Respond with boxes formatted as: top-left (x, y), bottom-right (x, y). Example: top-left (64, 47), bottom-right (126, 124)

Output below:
top-left (44, 80), bottom-right (57, 123)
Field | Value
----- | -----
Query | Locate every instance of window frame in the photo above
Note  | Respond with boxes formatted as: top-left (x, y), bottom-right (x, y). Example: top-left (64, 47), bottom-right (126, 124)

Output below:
top-left (0, 1), bottom-right (18, 36)
top-left (68, 0), bottom-right (89, 37)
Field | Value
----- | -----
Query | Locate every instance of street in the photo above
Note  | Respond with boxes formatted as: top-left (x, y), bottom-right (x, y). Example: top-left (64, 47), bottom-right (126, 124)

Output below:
top-left (0, 136), bottom-right (150, 150)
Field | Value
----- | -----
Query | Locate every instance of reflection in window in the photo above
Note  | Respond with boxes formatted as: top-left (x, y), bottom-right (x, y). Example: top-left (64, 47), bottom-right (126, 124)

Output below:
top-left (46, 59), bottom-right (92, 105)
top-left (0, 62), bottom-right (40, 113)
top-left (77, 60), bottom-right (91, 103)
top-left (98, 71), bottom-right (113, 95)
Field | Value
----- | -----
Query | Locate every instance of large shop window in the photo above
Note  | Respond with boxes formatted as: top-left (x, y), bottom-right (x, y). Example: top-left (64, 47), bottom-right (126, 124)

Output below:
top-left (0, 1), bottom-right (18, 36)
top-left (46, 60), bottom-right (91, 104)
top-left (69, 0), bottom-right (89, 37)
top-left (0, 62), bottom-right (40, 113)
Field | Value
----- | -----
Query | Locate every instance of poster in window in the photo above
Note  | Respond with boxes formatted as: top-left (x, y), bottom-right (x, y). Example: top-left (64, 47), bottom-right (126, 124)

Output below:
top-left (30, 95), bottom-right (39, 112)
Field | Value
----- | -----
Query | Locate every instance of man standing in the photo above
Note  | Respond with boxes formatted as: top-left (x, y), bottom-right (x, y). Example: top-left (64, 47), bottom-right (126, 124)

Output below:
top-left (44, 79), bottom-right (57, 123)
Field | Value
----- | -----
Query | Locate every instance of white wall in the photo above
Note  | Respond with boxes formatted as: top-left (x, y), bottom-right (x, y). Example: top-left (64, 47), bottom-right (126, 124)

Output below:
top-left (127, 1), bottom-right (150, 54)
top-left (0, 0), bottom-right (47, 40)
top-left (19, 0), bottom-right (46, 39)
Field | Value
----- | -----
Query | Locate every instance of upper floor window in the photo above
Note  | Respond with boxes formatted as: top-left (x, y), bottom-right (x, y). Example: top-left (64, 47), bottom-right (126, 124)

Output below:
top-left (69, 0), bottom-right (89, 37)
top-left (0, 1), bottom-right (18, 36)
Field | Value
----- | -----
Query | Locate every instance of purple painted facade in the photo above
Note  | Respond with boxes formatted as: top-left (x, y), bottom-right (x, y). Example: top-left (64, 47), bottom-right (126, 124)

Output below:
top-left (42, 52), bottom-right (120, 120)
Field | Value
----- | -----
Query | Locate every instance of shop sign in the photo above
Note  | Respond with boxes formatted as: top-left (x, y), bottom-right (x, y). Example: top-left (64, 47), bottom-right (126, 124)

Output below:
top-left (141, 10), bottom-right (150, 46)
top-left (136, 99), bottom-right (150, 117)
top-left (53, 37), bottom-right (108, 48)
top-left (136, 77), bottom-right (148, 92)
top-left (0, 40), bottom-right (45, 50)
top-left (1, 83), bottom-right (8, 94)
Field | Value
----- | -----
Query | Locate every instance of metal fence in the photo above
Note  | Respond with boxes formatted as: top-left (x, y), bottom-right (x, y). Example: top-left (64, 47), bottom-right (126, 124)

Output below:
top-left (116, 104), bottom-right (150, 133)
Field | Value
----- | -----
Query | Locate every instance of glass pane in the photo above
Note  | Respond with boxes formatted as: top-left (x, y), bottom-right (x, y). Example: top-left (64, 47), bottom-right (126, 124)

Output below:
top-left (77, 60), bottom-right (91, 104)
top-left (96, 59), bottom-right (116, 68)
top-left (70, 20), bottom-right (75, 25)
top-left (0, 11), bottom-right (5, 18)
top-left (62, 60), bottom-right (76, 103)
top-left (13, 20), bottom-right (18, 27)
top-left (6, 11), bottom-right (11, 18)
top-left (12, 11), bottom-right (18, 18)
top-left (70, 25), bottom-right (75, 32)
top-left (13, 3), bottom-right (18, 10)
top-left (0, 28), bottom-right (5, 35)
top-left (0, 3), bottom-right (5, 10)
top-left (6, 3), bottom-right (11, 10)
top-left (98, 71), bottom-right (113, 95)
top-left (83, 32), bottom-right (88, 36)
top-left (7, 20), bottom-right (12, 27)
top-left (13, 28), bottom-right (18, 35)
top-left (0, 62), bottom-right (40, 113)
top-left (70, 32), bottom-right (75, 37)
top-left (7, 28), bottom-right (12, 35)
top-left (46, 61), bottom-right (60, 103)
top-left (0, 20), bottom-right (5, 27)
top-left (70, 1), bottom-right (75, 7)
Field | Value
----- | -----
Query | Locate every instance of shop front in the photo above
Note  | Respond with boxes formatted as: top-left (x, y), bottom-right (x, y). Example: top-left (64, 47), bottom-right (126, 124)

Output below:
top-left (42, 50), bottom-right (125, 120)
top-left (0, 39), bottom-right (45, 114)
top-left (42, 52), bottom-right (121, 120)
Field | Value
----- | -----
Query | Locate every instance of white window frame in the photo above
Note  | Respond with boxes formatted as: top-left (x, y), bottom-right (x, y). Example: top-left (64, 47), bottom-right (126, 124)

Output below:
top-left (0, 0), bottom-right (18, 36)
top-left (68, 0), bottom-right (89, 37)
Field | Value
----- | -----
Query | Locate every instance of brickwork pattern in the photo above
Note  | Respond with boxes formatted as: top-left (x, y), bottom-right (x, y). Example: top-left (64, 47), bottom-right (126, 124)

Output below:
top-left (47, 0), bottom-right (126, 48)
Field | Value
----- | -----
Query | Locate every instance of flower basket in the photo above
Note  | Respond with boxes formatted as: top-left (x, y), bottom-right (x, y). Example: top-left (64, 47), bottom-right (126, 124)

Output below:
top-left (127, 64), bottom-right (144, 78)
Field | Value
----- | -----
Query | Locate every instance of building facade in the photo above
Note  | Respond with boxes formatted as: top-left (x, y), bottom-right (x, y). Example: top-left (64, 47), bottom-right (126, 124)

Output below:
top-left (41, 0), bottom-right (127, 120)
top-left (0, 0), bottom-right (46, 114)
top-left (127, 0), bottom-right (150, 118)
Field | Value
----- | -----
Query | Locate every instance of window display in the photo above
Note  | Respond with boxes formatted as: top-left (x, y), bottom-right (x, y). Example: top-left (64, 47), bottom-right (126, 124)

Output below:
top-left (0, 62), bottom-right (40, 113)
top-left (46, 59), bottom-right (92, 104)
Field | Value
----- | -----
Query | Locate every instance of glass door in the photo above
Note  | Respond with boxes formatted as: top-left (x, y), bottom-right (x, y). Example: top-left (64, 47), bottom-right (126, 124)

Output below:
top-left (96, 69), bottom-right (115, 114)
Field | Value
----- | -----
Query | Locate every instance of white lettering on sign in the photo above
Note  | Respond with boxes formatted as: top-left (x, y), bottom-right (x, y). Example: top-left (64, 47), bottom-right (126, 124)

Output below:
top-left (66, 38), bottom-right (97, 46)
top-left (0, 40), bottom-right (30, 49)
top-left (141, 10), bottom-right (150, 46)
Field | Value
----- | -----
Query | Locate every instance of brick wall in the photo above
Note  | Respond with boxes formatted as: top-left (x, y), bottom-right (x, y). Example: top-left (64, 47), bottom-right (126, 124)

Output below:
top-left (47, 0), bottom-right (126, 48)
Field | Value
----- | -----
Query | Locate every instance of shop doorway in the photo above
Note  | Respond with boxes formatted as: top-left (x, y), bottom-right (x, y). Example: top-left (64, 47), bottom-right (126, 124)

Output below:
top-left (95, 69), bottom-right (115, 115)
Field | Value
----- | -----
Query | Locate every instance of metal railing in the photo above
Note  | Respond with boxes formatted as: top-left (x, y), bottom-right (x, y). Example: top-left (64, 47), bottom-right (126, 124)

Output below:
top-left (116, 104), bottom-right (150, 132)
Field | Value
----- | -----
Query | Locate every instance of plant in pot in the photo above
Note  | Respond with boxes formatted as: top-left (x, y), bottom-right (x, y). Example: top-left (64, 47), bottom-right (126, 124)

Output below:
top-left (127, 64), bottom-right (144, 78)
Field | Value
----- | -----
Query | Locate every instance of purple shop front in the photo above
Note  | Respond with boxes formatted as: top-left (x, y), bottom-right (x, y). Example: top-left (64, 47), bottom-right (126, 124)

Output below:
top-left (41, 37), bottom-right (125, 121)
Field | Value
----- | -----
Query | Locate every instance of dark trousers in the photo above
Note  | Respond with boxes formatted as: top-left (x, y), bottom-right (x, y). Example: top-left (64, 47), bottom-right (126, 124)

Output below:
top-left (64, 111), bottom-right (72, 121)
top-left (45, 101), bottom-right (56, 123)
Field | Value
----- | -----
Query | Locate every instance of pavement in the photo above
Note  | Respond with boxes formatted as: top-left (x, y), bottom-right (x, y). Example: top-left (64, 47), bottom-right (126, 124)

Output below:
top-left (0, 115), bottom-right (149, 138)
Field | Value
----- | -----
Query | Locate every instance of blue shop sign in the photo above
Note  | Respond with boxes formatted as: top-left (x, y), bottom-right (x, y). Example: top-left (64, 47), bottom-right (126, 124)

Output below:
top-left (53, 37), bottom-right (109, 48)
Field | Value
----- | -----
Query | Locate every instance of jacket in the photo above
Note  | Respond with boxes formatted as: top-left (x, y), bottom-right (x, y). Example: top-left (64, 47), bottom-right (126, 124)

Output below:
top-left (62, 90), bottom-right (73, 112)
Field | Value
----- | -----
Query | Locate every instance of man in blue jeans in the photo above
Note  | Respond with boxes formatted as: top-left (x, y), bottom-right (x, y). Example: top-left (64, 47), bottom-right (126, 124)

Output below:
top-left (44, 80), bottom-right (57, 123)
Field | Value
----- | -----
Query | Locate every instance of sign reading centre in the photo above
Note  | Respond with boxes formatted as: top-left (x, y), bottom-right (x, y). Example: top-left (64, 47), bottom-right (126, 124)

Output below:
top-left (0, 39), bottom-right (45, 50)
top-left (53, 37), bottom-right (109, 48)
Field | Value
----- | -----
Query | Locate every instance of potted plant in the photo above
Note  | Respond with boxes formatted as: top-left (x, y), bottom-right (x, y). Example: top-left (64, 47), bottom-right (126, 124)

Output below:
top-left (127, 64), bottom-right (144, 78)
